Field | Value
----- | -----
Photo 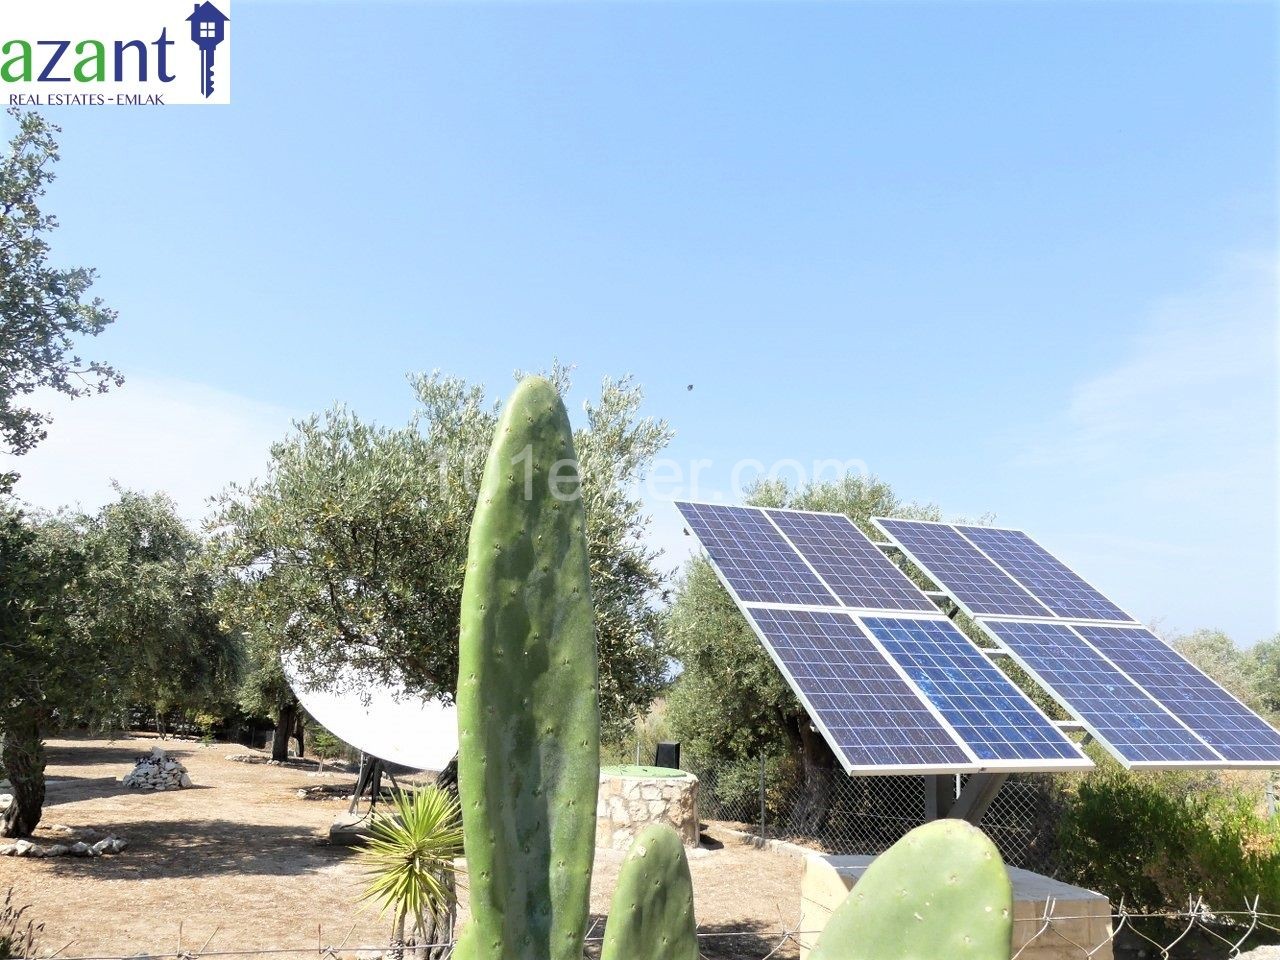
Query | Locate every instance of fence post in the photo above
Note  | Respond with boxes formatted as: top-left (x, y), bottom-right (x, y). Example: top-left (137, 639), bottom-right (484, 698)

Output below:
top-left (759, 753), bottom-right (766, 841)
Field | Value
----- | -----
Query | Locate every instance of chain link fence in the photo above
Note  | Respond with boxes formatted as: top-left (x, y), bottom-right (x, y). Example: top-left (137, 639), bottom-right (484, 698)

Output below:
top-left (21, 904), bottom-right (1280, 960)
top-left (687, 762), bottom-right (1059, 872)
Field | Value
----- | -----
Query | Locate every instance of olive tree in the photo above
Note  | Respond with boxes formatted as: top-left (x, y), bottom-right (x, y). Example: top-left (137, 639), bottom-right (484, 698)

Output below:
top-left (0, 490), bottom-right (236, 837)
top-left (1, 109), bottom-right (120, 490)
top-left (211, 367), bottom-right (672, 752)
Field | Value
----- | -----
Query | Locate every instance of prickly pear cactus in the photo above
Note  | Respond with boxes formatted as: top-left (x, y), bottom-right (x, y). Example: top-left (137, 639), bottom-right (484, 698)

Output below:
top-left (456, 376), bottom-right (600, 960)
top-left (810, 819), bottom-right (1013, 960)
top-left (600, 824), bottom-right (698, 960)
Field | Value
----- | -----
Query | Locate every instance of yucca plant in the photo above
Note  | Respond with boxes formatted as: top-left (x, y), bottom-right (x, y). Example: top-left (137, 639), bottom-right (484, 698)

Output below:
top-left (359, 786), bottom-right (464, 959)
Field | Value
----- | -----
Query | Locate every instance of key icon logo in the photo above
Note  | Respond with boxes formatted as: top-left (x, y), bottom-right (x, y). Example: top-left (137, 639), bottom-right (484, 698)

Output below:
top-left (187, 2), bottom-right (229, 99)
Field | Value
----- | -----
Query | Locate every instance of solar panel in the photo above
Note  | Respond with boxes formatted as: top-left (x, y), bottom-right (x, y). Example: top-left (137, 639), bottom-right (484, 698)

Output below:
top-left (677, 503), bottom-right (1092, 773)
top-left (873, 519), bottom-right (1051, 618)
top-left (675, 502), bottom-right (837, 607)
top-left (859, 617), bottom-right (1087, 765)
top-left (766, 510), bottom-right (936, 612)
top-left (1074, 625), bottom-right (1280, 764)
top-left (955, 526), bottom-right (1132, 622)
top-left (981, 620), bottom-right (1220, 765)
top-left (748, 608), bottom-right (973, 771)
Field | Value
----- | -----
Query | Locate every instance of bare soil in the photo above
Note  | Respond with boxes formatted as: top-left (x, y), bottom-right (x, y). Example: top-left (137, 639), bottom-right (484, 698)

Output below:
top-left (1, 736), bottom-right (800, 958)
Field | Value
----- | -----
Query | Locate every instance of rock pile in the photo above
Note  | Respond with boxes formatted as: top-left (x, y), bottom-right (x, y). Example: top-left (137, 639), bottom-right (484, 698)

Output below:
top-left (122, 746), bottom-right (193, 790)
top-left (0, 828), bottom-right (127, 858)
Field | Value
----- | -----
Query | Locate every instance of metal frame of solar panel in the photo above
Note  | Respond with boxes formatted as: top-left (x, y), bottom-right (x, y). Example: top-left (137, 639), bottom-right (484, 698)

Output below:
top-left (675, 502), bottom-right (1090, 777)
top-left (871, 517), bottom-right (1280, 769)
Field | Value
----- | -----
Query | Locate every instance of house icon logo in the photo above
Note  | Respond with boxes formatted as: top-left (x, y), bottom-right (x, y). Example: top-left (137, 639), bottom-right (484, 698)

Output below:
top-left (186, 2), bottom-right (228, 99)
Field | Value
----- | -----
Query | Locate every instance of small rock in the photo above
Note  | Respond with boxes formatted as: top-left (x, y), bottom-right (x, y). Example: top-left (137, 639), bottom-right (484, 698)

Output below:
top-left (46, 824), bottom-right (74, 835)
top-left (0, 794), bottom-right (12, 810)
top-left (0, 845), bottom-right (13, 856)
top-left (69, 841), bottom-right (91, 857)
top-left (91, 839), bottom-right (111, 855)
top-left (179, 774), bottom-right (193, 788)
top-left (110, 837), bottom-right (128, 853)
top-left (46, 844), bottom-right (68, 856)
top-left (13, 840), bottom-right (32, 857)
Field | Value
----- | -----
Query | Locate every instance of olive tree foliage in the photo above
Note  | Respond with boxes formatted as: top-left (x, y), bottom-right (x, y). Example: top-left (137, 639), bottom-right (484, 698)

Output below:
top-left (0, 109), bottom-right (120, 489)
top-left (0, 508), bottom-right (94, 837)
top-left (664, 476), bottom-right (942, 808)
top-left (211, 366), bottom-right (673, 745)
top-left (83, 488), bottom-right (240, 732)
top-left (0, 490), bottom-right (235, 836)
top-left (1247, 634), bottom-right (1280, 720)
top-left (1172, 629), bottom-right (1257, 705)
top-left (1173, 627), bottom-right (1280, 722)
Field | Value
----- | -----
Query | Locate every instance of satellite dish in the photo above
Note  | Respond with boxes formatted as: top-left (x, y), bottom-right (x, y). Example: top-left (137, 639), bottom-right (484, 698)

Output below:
top-left (280, 652), bottom-right (458, 771)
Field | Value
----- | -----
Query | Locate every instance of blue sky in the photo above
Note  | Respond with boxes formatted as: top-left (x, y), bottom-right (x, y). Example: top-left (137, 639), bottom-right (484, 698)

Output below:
top-left (3, 1), bottom-right (1277, 642)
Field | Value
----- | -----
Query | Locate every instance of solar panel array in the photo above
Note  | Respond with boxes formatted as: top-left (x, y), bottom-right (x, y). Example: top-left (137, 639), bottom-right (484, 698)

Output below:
top-left (768, 510), bottom-right (936, 612)
top-left (1075, 625), bottom-right (1280, 764)
top-left (979, 620), bottom-right (1220, 765)
top-left (750, 609), bottom-right (971, 769)
top-left (872, 519), bottom-right (1052, 618)
top-left (955, 526), bottom-right (1131, 622)
top-left (873, 518), bottom-right (1280, 769)
top-left (860, 617), bottom-right (1084, 764)
top-left (674, 502), bottom-right (1089, 775)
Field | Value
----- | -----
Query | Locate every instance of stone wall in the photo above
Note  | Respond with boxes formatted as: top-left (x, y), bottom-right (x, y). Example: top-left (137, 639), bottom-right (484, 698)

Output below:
top-left (595, 769), bottom-right (699, 850)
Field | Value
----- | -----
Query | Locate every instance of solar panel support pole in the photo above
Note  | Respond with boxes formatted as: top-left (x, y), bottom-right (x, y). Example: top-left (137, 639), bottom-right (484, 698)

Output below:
top-left (948, 773), bottom-right (1007, 825)
top-left (924, 775), bottom-right (956, 820)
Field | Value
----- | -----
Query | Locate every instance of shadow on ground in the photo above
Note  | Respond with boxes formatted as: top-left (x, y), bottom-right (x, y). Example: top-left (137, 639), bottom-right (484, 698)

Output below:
top-left (45, 743), bottom-right (163, 767)
top-left (41, 820), bottom-right (359, 880)
top-left (582, 916), bottom-right (793, 959)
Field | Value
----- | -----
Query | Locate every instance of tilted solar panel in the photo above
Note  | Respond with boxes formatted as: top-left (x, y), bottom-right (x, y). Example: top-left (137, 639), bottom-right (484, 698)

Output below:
top-left (1075, 625), bottom-right (1280, 765)
top-left (675, 502), bottom-right (1090, 773)
top-left (859, 617), bottom-right (1087, 765)
top-left (749, 608), bottom-right (973, 771)
top-left (955, 526), bottom-right (1132, 622)
top-left (675, 501), bottom-right (837, 607)
top-left (980, 620), bottom-right (1220, 766)
top-left (873, 519), bottom-right (1051, 618)
top-left (766, 509), bottom-right (936, 612)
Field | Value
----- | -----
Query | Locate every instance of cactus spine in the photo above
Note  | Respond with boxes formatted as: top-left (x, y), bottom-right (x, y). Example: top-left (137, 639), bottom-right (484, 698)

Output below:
top-left (810, 819), bottom-right (1013, 960)
top-left (600, 824), bottom-right (698, 960)
top-left (456, 376), bottom-right (600, 960)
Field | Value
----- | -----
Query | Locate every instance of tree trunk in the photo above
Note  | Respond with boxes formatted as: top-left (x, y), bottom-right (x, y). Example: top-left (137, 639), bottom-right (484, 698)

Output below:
top-left (293, 714), bottom-right (305, 759)
top-left (791, 719), bottom-right (837, 837)
top-left (389, 911), bottom-right (406, 960)
top-left (271, 699), bottom-right (298, 762)
top-left (1, 712), bottom-right (46, 838)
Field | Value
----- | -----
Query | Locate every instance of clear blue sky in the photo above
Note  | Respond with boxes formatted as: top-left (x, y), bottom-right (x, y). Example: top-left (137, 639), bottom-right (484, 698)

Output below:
top-left (6, 1), bottom-right (1278, 641)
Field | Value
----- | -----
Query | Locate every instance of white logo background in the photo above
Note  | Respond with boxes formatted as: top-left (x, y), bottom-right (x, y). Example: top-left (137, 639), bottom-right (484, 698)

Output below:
top-left (3, 0), bottom-right (231, 106)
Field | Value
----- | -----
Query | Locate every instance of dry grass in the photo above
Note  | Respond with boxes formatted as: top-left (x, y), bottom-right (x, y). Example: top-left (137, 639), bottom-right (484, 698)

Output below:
top-left (1, 736), bottom-right (800, 957)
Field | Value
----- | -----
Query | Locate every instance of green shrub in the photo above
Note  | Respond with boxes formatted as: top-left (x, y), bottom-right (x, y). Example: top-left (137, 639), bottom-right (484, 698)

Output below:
top-left (0, 888), bottom-right (41, 960)
top-left (1056, 769), bottom-right (1280, 917)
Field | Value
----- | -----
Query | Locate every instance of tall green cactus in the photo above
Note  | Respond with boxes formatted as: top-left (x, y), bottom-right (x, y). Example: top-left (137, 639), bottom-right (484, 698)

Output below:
top-left (810, 819), bottom-right (1013, 960)
top-left (600, 824), bottom-right (698, 960)
top-left (456, 376), bottom-right (600, 960)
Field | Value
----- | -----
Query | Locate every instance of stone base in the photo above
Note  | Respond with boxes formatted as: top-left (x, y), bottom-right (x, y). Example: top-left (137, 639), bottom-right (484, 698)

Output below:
top-left (328, 811), bottom-right (375, 846)
top-left (798, 853), bottom-right (1113, 960)
top-left (595, 767), bottom-right (699, 851)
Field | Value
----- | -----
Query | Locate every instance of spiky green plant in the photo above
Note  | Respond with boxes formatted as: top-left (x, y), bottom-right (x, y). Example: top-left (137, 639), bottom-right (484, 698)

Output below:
top-left (0, 888), bottom-right (41, 960)
top-left (359, 787), bottom-right (464, 957)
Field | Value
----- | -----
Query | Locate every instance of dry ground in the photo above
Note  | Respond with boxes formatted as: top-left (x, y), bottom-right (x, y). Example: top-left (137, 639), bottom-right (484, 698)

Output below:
top-left (1, 736), bottom-right (800, 958)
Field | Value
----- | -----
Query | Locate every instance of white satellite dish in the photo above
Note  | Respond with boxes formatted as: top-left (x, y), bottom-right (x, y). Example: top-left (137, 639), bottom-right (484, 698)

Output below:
top-left (280, 652), bottom-right (458, 771)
